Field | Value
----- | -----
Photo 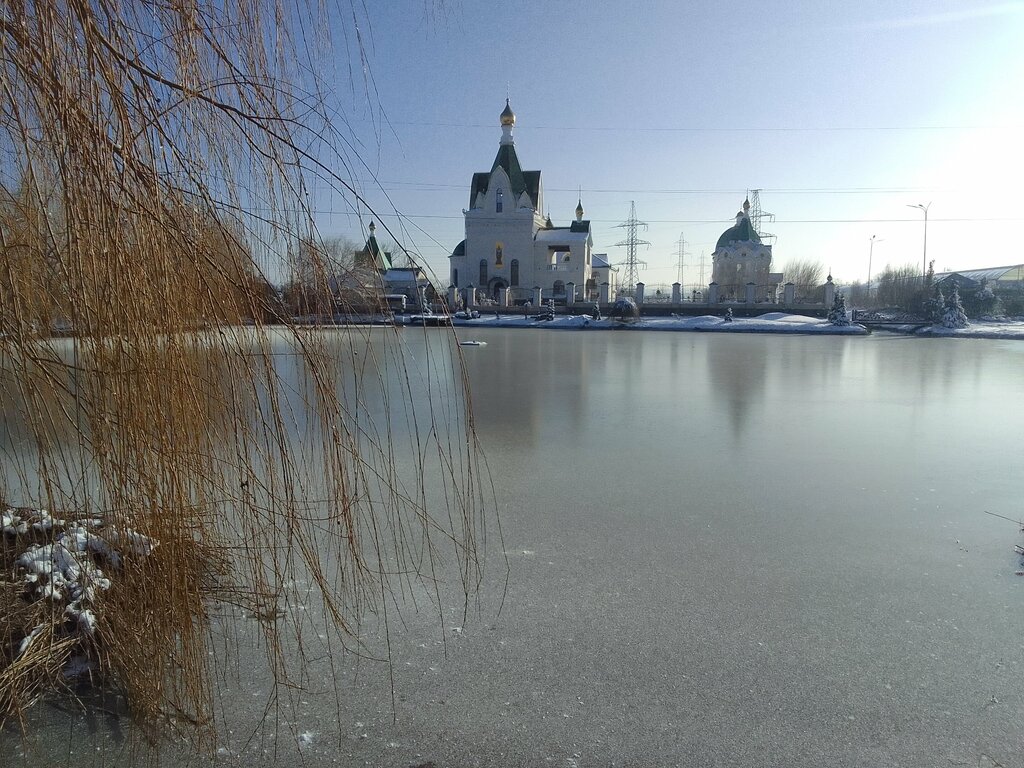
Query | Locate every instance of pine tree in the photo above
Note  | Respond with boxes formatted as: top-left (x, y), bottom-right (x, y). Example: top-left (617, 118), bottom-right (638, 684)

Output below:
top-left (922, 283), bottom-right (944, 323)
top-left (828, 291), bottom-right (850, 326)
top-left (942, 283), bottom-right (969, 328)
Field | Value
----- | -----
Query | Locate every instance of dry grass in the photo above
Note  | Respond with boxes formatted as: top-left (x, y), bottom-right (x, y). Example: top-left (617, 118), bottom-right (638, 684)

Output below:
top-left (0, 0), bottom-right (494, 752)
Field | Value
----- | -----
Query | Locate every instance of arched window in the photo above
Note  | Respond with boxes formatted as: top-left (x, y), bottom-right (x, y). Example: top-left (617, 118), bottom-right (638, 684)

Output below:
top-left (452, 268), bottom-right (459, 287)
top-left (496, 187), bottom-right (503, 213)
top-left (479, 259), bottom-right (488, 286)
top-left (510, 259), bottom-right (519, 287)
top-left (553, 280), bottom-right (565, 296)
top-left (495, 243), bottom-right (503, 267)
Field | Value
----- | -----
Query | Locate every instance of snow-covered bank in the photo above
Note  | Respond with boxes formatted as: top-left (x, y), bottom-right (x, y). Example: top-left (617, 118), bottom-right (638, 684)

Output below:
top-left (451, 311), bottom-right (869, 335)
top-left (912, 320), bottom-right (1024, 339)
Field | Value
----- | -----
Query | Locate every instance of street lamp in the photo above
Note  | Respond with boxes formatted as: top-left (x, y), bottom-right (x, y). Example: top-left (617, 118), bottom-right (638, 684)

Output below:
top-left (907, 202), bottom-right (931, 282)
top-left (867, 234), bottom-right (883, 300)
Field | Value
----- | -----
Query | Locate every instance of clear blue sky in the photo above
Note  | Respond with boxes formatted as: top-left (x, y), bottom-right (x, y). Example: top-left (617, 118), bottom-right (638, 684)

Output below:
top-left (310, 1), bottom-right (1024, 290)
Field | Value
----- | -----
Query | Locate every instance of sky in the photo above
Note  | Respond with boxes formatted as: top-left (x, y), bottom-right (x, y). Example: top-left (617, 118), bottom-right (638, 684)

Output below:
top-left (306, 0), bottom-right (1024, 292)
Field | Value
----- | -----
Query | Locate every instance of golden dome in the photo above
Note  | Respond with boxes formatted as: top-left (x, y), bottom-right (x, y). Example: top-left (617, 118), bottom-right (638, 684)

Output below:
top-left (500, 99), bottom-right (515, 127)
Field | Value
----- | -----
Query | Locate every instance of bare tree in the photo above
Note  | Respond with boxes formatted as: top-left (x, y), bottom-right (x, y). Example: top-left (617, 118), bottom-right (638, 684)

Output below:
top-left (782, 259), bottom-right (825, 302)
top-left (875, 263), bottom-right (922, 309)
top-left (0, 0), bottom-right (491, 744)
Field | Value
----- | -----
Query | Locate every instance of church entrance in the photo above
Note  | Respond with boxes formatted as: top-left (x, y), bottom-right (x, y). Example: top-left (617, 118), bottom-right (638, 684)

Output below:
top-left (488, 278), bottom-right (508, 301)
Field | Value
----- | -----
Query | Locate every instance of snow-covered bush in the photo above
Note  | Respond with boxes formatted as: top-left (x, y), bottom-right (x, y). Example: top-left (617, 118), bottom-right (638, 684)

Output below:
top-left (609, 297), bottom-right (639, 320)
top-left (942, 283), bottom-right (969, 328)
top-left (828, 291), bottom-right (850, 326)
top-left (723, 307), bottom-right (733, 323)
top-left (966, 278), bottom-right (1001, 317)
top-left (3, 507), bottom-right (160, 709)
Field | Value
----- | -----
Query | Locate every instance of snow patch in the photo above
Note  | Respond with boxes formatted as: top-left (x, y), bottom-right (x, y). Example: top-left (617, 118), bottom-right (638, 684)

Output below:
top-left (8, 508), bottom-right (159, 669)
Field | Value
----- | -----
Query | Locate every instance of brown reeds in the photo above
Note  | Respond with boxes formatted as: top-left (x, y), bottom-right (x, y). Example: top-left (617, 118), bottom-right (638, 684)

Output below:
top-left (0, 0), bottom-right (493, 752)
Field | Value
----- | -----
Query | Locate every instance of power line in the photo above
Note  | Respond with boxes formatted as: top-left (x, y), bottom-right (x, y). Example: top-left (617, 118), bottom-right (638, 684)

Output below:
top-left (323, 213), bottom-right (1024, 224)
top-left (354, 120), bottom-right (1021, 134)
top-left (345, 181), bottom-right (956, 195)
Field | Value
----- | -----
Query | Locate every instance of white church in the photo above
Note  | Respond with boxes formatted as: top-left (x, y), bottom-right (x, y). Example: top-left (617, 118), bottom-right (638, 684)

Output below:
top-left (449, 101), bottom-right (615, 305)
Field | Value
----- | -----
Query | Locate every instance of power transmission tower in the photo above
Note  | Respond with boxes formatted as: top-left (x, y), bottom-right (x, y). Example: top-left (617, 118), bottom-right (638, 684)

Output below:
top-left (612, 201), bottom-right (650, 297)
top-left (747, 189), bottom-right (776, 244)
top-left (675, 232), bottom-right (688, 287)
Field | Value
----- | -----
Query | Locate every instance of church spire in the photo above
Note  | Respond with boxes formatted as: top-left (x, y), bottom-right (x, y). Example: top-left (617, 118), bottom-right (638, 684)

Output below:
top-left (499, 99), bottom-right (515, 146)
top-left (575, 197), bottom-right (584, 222)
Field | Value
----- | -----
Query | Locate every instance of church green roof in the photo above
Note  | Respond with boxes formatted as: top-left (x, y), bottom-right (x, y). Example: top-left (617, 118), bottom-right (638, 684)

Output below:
top-left (357, 235), bottom-right (392, 271)
top-left (469, 147), bottom-right (541, 209)
top-left (715, 217), bottom-right (760, 250)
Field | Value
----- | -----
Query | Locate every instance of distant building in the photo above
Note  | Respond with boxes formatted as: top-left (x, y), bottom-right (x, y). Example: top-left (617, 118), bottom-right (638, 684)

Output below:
top-left (354, 221), bottom-right (392, 272)
top-left (933, 264), bottom-right (1024, 292)
top-left (711, 198), bottom-right (777, 301)
top-left (329, 223), bottom-right (390, 308)
top-left (588, 254), bottom-right (618, 301)
top-left (449, 101), bottom-right (598, 304)
top-left (336, 224), bottom-right (439, 309)
top-left (382, 266), bottom-right (436, 308)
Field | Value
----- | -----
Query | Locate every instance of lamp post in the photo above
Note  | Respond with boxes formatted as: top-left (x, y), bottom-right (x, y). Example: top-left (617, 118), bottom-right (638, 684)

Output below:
top-left (907, 202), bottom-right (930, 283)
top-left (867, 235), bottom-right (883, 301)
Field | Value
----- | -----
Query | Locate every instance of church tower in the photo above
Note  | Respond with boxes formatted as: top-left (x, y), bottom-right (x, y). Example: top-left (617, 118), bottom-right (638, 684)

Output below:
top-left (711, 197), bottom-right (773, 301)
top-left (449, 102), bottom-right (592, 305)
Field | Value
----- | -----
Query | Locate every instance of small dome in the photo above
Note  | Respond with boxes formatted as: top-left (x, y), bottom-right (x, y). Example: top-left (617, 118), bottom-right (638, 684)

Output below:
top-left (500, 99), bottom-right (515, 127)
top-left (575, 199), bottom-right (584, 217)
top-left (743, 198), bottom-right (750, 211)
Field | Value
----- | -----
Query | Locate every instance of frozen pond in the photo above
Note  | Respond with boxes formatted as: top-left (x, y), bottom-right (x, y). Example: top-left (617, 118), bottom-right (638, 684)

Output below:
top-left (4, 329), bottom-right (1024, 767)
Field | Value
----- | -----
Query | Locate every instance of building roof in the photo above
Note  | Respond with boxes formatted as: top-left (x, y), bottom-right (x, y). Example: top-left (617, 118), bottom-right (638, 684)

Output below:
top-left (535, 227), bottom-right (589, 246)
top-left (592, 253), bottom-right (616, 270)
top-left (383, 268), bottom-right (426, 282)
top-left (541, 219), bottom-right (591, 235)
top-left (469, 153), bottom-right (541, 209)
top-left (715, 216), bottom-right (761, 250)
top-left (933, 264), bottom-right (1024, 283)
top-left (451, 239), bottom-right (466, 258)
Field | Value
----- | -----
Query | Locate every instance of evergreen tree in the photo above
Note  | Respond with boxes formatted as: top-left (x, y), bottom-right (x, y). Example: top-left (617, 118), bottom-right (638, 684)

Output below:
top-left (828, 291), bottom-right (850, 326)
top-left (942, 283), bottom-right (969, 328)
top-left (921, 283), bottom-right (944, 323)
top-left (723, 307), bottom-right (733, 323)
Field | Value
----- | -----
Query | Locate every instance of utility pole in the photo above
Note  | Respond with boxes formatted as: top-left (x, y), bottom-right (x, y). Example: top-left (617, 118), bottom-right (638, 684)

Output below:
top-left (675, 232), bottom-right (688, 288)
top-left (613, 201), bottom-right (650, 297)
top-left (867, 235), bottom-right (882, 300)
top-left (747, 189), bottom-right (776, 244)
top-left (908, 202), bottom-right (931, 283)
